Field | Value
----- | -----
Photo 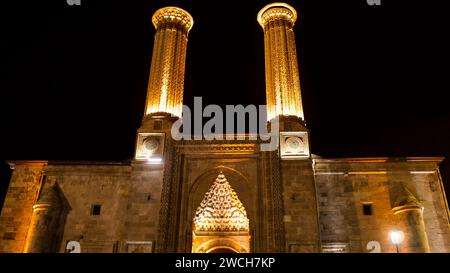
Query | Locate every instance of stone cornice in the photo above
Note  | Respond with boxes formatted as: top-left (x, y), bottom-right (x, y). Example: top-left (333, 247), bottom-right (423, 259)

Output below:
top-left (313, 157), bottom-right (445, 164)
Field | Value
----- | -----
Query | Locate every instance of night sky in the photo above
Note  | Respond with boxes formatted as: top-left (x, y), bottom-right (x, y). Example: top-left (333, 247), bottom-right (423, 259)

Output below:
top-left (1, 0), bottom-right (449, 209)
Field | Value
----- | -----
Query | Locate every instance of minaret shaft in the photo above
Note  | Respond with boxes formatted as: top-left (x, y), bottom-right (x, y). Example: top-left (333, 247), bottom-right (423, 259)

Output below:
top-left (144, 7), bottom-right (193, 118)
top-left (258, 3), bottom-right (304, 121)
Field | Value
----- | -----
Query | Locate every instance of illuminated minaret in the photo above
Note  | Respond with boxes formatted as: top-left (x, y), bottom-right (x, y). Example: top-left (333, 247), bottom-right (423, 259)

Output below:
top-left (135, 7), bottom-right (193, 161)
top-left (258, 2), bottom-right (304, 122)
top-left (258, 3), bottom-right (309, 159)
top-left (144, 6), bottom-right (193, 118)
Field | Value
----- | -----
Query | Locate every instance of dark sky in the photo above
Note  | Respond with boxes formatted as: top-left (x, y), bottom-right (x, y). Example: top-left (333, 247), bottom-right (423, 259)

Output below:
top-left (1, 0), bottom-right (449, 208)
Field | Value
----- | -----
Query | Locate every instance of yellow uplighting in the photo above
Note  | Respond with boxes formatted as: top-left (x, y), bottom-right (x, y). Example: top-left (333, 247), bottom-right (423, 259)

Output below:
top-left (193, 172), bottom-right (249, 232)
top-left (258, 3), bottom-right (304, 121)
top-left (390, 230), bottom-right (405, 245)
top-left (144, 7), bottom-right (193, 118)
top-left (192, 172), bottom-right (251, 253)
top-left (257, 2), bottom-right (297, 27)
top-left (152, 6), bottom-right (194, 31)
top-left (147, 157), bottom-right (162, 164)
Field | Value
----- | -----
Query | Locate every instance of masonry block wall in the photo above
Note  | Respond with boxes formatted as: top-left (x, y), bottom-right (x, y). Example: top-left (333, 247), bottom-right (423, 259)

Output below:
top-left (43, 164), bottom-right (132, 253)
top-left (0, 162), bottom-right (45, 252)
top-left (1, 156), bottom-right (449, 253)
top-left (281, 160), bottom-right (321, 252)
top-left (0, 161), bottom-right (166, 253)
top-left (314, 158), bottom-right (450, 253)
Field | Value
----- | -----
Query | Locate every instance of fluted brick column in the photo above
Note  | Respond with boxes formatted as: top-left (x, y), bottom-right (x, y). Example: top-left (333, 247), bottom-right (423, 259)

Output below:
top-left (258, 3), bottom-right (304, 121)
top-left (144, 7), bottom-right (194, 118)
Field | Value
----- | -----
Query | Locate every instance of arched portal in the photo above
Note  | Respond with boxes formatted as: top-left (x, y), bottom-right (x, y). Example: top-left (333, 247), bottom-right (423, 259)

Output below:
top-left (208, 247), bottom-right (238, 253)
top-left (192, 172), bottom-right (251, 253)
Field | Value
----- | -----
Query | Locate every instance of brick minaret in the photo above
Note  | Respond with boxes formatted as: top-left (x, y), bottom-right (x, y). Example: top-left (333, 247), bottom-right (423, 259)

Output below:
top-left (144, 6), bottom-right (193, 118)
top-left (258, 3), bottom-right (304, 122)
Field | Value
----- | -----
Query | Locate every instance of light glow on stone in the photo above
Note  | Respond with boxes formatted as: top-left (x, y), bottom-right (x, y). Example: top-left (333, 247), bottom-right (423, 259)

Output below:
top-left (390, 230), bottom-right (405, 245)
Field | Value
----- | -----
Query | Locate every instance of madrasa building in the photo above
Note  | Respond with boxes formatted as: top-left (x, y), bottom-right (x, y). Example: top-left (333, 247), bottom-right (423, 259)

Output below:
top-left (1, 3), bottom-right (449, 253)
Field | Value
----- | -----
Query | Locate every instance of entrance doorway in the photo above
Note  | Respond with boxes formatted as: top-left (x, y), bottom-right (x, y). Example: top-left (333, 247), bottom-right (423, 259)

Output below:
top-left (191, 172), bottom-right (250, 253)
top-left (208, 247), bottom-right (238, 253)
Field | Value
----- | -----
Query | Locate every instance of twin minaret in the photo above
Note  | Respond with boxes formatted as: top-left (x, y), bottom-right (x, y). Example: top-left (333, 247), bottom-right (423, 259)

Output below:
top-left (143, 2), bottom-right (304, 123)
top-left (258, 3), bottom-right (304, 121)
top-left (144, 7), bottom-right (194, 119)
top-left (137, 3), bottom-right (308, 161)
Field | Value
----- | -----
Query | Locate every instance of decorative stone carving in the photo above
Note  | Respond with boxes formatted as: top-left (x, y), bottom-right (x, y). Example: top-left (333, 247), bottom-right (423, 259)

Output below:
top-left (257, 2), bottom-right (304, 121)
top-left (393, 186), bottom-right (423, 213)
top-left (135, 133), bottom-right (165, 160)
top-left (145, 7), bottom-right (193, 118)
top-left (280, 131), bottom-right (310, 159)
top-left (152, 7), bottom-right (194, 32)
top-left (257, 3), bottom-right (297, 27)
top-left (193, 172), bottom-right (249, 232)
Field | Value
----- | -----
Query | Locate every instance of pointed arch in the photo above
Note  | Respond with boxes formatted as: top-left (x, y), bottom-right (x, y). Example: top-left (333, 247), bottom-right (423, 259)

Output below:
top-left (192, 172), bottom-right (251, 253)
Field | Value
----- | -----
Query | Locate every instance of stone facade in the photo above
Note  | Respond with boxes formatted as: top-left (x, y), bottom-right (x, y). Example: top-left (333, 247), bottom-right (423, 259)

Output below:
top-left (314, 157), bottom-right (450, 252)
top-left (1, 153), bottom-right (449, 253)
top-left (1, 3), bottom-right (450, 253)
top-left (0, 162), bottom-right (46, 252)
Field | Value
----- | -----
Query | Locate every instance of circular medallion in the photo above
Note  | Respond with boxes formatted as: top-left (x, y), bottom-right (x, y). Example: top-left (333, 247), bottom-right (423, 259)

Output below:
top-left (286, 136), bottom-right (304, 153)
top-left (143, 137), bottom-right (159, 153)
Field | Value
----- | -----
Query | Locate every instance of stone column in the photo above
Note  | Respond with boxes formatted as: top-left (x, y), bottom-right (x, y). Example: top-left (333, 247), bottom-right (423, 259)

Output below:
top-left (258, 3), bottom-right (304, 121)
top-left (144, 7), bottom-right (194, 119)
top-left (392, 200), bottom-right (430, 253)
top-left (23, 185), bottom-right (63, 253)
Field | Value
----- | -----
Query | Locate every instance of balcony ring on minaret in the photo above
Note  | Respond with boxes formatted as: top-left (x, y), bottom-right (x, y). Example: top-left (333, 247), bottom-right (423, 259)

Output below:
top-left (152, 6), bottom-right (194, 33)
top-left (257, 2), bottom-right (297, 28)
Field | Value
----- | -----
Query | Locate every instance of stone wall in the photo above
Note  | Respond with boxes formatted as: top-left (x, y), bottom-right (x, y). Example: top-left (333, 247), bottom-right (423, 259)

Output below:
top-left (42, 163), bottom-right (132, 253)
top-left (0, 161), bottom-right (46, 252)
top-left (44, 162), bottom-right (164, 253)
top-left (1, 156), bottom-right (448, 253)
top-left (281, 159), bottom-right (321, 252)
top-left (314, 157), bottom-right (450, 253)
top-left (410, 171), bottom-right (450, 252)
top-left (122, 162), bottom-right (164, 252)
top-left (0, 161), bottom-right (166, 253)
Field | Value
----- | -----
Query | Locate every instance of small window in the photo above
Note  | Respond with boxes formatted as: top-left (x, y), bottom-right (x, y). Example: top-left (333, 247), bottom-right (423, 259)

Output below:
top-left (153, 120), bottom-right (162, 130)
top-left (91, 204), bottom-right (101, 216)
top-left (362, 204), bottom-right (373, 216)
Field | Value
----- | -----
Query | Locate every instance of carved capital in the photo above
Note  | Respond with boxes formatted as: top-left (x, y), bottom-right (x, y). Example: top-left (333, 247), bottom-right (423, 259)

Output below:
top-left (257, 3), bottom-right (297, 28)
top-left (152, 6), bottom-right (194, 32)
